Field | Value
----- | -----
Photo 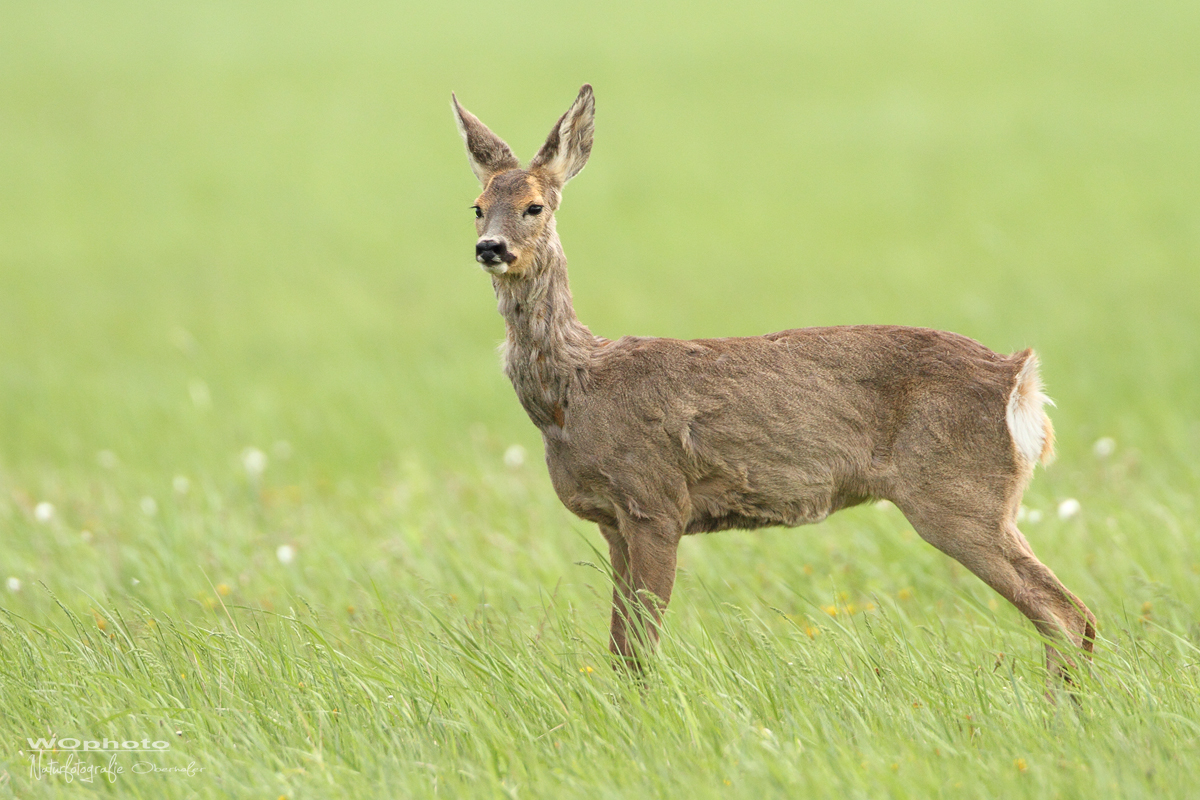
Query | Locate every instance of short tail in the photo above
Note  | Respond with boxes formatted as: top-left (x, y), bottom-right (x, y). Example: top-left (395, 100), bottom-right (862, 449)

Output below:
top-left (1006, 350), bottom-right (1056, 466)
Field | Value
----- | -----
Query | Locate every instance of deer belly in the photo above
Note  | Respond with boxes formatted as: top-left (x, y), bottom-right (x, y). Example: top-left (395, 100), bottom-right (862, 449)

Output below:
top-left (685, 476), bottom-right (834, 534)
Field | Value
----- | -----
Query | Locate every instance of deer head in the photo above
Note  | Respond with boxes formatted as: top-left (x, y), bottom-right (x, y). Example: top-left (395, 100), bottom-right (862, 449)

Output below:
top-left (452, 85), bottom-right (594, 275)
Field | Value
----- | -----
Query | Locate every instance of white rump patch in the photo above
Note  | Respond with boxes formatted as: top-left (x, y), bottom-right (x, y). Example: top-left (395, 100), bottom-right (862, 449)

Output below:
top-left (1006, 352), bottom-right (1055, 465)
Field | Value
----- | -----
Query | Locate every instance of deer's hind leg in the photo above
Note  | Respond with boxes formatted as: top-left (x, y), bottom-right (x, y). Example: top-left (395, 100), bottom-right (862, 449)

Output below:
top-left (894, 491), bottom-right (1095, 683)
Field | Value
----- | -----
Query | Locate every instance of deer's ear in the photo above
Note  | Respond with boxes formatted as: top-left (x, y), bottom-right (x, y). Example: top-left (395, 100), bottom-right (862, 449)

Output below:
top-left (529, 84), bottom-right (594, 188)
top-left (452, 94), bottom-right (520, 186)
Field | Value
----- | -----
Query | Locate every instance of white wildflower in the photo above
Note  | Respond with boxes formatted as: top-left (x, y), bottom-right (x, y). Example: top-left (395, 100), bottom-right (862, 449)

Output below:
top-left (1057, 498), bottom-right (1081, 519)
top-left (34, 502), bottom-right (54, 523)
top-left (242, 448), bottom-right (268, 478)
top-left (6, 577), bottom-right (21, 593)
top-left (276, 544), bottom-right (296, 565)
top-left (503, 444), bottom-right (526, 469)
top-left (1093, 437), bottom-right (1116, 458)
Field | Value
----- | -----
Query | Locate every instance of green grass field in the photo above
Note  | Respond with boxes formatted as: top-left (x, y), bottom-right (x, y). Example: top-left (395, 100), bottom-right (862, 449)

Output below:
top-left (2, 1), bottom-right (1199, 797)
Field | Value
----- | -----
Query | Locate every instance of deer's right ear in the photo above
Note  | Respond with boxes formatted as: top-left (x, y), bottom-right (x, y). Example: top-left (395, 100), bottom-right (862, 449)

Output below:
top-left (452, 94), bottom-right (520, 186)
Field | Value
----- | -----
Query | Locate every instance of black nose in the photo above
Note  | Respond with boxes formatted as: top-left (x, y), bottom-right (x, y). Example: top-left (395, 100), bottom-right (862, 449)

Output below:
top-left (476, 239), bottom-right (508, 262)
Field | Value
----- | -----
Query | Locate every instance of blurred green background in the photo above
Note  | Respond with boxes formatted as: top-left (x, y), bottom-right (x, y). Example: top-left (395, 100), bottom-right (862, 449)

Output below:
top-left (3, 1), bottom-right (1196, 486)
top-left (2, 2), bottom-right (1199, 797)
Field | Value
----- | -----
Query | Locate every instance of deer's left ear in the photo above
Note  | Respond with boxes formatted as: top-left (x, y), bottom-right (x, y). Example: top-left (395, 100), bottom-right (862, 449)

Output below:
top-left (452, 93), bottom-right (520, 186)
top-left (529, 84), bottom-right (594, 188)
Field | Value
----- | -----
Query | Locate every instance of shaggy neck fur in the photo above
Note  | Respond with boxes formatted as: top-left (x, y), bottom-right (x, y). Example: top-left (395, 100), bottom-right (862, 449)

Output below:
top-left (493, 219), bottom-right (600, 436)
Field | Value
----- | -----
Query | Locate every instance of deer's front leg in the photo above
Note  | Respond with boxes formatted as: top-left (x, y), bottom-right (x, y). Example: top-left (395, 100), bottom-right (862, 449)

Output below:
top-left (606, 515), bottom-right (681, 670)
top-left (599, 523), bottom-right (634, 663)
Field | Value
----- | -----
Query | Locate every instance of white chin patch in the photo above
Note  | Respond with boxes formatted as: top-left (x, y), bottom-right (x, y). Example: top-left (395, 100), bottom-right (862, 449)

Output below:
top-left (480, 261), bottom-right (509, 275)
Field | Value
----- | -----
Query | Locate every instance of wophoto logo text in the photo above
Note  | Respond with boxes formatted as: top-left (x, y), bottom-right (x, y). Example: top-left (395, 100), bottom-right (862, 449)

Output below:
top-left (27, 737), bottom-right (171, 752)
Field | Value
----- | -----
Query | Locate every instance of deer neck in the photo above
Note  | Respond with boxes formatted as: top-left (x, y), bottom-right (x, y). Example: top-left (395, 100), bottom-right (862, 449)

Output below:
top-left (494, 230), bottom-right (598, 434)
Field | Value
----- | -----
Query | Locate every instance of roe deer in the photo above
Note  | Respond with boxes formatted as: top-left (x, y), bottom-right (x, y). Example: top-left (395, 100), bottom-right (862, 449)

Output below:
top-left (452, 84), bottom-right (1096, 682)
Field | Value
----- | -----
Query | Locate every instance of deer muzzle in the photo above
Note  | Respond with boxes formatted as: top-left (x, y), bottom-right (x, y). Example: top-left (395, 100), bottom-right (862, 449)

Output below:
top-left (476, 238), bottom-right (517, 273)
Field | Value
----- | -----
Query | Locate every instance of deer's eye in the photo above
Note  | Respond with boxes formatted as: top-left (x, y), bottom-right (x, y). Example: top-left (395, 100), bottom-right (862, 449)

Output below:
top-left (525, 204), bottom-right (544, 217)
top-left (472, 205), bottom-right (483, 219)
